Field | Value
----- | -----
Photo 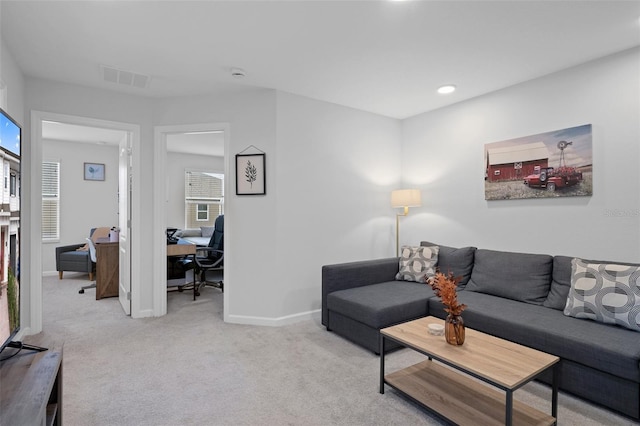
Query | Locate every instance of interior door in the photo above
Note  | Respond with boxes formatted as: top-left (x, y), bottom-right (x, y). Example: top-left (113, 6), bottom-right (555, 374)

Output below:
top-left (118, 134), bottom-right (132, 315)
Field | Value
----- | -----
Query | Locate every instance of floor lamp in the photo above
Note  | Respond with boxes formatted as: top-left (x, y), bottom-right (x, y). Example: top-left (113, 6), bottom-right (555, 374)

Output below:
top-left (391, 189), bottom-right (422, 257)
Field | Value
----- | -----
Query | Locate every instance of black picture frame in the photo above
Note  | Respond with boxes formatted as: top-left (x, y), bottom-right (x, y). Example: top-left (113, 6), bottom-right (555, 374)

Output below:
top-left (84, 162), bottom-right (105, 181)
top-left (236, 153), bottom-right (266, 195)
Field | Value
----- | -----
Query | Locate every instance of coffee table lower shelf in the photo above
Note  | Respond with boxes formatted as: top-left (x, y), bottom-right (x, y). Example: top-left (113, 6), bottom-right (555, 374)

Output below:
top-left (385, 359), bottom-right (555, 426)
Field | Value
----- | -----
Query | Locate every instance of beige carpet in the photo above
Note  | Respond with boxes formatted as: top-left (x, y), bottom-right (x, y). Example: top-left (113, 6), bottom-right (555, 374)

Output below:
top-left (24, 273), bottom-right (637, 425)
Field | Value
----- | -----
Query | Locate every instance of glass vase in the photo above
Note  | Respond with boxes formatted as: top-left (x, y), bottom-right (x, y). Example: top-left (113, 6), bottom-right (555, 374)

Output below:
top-left (445, 314), bottom-right (465, 345)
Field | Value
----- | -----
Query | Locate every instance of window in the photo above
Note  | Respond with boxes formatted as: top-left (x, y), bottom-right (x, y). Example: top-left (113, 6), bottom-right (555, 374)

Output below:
top-left (42, 161), bottom-right (60, 240)
top-left (196, 204), bottom-right (209, 221)
top-left (185, 171), bottom-right (223, 229)
top-left (10, 172), bottom-right (16, 196)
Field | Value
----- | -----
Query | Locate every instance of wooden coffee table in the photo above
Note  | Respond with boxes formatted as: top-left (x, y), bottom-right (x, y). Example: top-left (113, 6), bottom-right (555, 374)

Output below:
top-left (380, 316), bottom-right (559, 425)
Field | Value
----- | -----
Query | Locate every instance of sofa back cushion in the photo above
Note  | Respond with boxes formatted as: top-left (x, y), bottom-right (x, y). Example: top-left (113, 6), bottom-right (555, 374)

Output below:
top-left (545, 255), bottom-right (640, 311)
top-left (466, 249), bottom-right (552, 305)
top-left (543, 256), bottom-right (574, 310)
top-left (175, 228), bottom-right (201, 238)
top-left (420, 241), bottom-right (476, 287)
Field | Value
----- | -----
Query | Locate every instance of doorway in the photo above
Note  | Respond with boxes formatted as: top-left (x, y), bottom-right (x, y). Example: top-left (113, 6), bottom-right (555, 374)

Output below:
top-left (29, 111), bottom-right (140, 333)
top-left (153, 123), bottom-right (230, 318)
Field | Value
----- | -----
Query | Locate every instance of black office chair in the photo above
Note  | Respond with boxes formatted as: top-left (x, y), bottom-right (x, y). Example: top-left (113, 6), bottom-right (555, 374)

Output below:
top-left (194, 214), bottom-right (224, 292)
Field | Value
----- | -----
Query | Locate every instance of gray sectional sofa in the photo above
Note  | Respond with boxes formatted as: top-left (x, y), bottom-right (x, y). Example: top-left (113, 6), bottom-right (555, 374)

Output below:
top-left (321, 241), bottom-right (640, 420)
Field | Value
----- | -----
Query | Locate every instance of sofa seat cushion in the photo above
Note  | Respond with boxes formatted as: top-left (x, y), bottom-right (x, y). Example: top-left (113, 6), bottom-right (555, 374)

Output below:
top-left (327, 281), bottom-right (434, 329)
top-left (429, 291), bottom-right (640, 382)
top-left (466, 249), bottom-right (552, 305)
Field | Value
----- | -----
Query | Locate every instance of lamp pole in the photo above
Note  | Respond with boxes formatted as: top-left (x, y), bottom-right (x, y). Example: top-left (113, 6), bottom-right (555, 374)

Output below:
top-left (391, 188), bottom-right (421, 257)
top-left (396, 206), bottom-right (408, 257)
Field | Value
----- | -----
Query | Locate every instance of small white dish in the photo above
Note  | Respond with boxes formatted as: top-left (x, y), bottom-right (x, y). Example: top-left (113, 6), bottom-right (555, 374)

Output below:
top-left (428, 323), bottom-right (444, 336)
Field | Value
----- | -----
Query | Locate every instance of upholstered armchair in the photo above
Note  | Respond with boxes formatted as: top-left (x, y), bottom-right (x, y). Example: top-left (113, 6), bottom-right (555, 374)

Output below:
top-left (55, 243), bottom-right (95, 280)
top-left (55, 227), bottom-right (110, 280)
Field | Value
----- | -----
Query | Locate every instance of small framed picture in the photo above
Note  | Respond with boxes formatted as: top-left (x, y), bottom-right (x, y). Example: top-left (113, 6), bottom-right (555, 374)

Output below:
top-left (84, 163), bottom-right (105, 181)
top-left (236, 153), bottom-right (266, 195)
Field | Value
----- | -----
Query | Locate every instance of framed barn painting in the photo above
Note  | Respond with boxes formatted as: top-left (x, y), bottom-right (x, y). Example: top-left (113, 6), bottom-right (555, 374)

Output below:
top-left (484, 124), bottom-right (592, 200)
top-left (236, 153), bottom-right (266, 195)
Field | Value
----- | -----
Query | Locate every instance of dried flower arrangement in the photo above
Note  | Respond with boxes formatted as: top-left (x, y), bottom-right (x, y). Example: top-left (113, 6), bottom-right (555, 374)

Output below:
top-left (426, 271), bottom-right (466, 316)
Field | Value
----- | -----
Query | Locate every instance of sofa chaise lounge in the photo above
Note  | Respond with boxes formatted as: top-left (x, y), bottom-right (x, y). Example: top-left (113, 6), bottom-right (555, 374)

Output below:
top-left (321, 241), bottom-right (640, 420)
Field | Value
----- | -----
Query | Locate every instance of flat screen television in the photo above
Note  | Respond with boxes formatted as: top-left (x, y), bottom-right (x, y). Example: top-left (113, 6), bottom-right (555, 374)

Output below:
top-left (0, 107), bottom-right (22, 355)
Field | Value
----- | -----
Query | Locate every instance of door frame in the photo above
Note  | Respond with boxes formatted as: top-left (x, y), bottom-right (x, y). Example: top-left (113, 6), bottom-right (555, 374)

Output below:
top-left (28, 111), bottom-right (141, 333)
top-left (153, 123), bottom-right (230, 318)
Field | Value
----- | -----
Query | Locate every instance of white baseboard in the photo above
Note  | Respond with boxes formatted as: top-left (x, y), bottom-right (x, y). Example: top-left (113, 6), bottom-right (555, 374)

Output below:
top-left (227, 309), bottom-right (321, 327)
top-left (132, 309), bottom-right (155, 319)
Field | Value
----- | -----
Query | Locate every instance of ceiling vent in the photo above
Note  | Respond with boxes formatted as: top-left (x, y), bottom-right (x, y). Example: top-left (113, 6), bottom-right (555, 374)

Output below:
top-left (101, 65), bottom-right (150, 89)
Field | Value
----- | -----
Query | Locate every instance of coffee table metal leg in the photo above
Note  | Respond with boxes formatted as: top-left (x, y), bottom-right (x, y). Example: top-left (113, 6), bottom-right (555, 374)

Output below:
top-left (379, 335), bottom-right (385, 394)
top-left (552, 362), bottom-right (559, 421)
top-left (506, 390), bottom-right (513, 426)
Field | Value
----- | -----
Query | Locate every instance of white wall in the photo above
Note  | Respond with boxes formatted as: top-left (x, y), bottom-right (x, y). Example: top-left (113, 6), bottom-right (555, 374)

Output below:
top-left (154, 91), bottom-right (278, 322)
top-left (0, 39), bottom-right (24, 123)
top-left (274, 92), bottom-right (401, 318)
top-left (0, 36), bottom-right (28, 335)
top-left (15, 43), bottom-right (639, 331)
top-left (41, 139), bottom-right (119, 273)
top-left (154, 90), bottom-right (402, 323)
top-left (24, 78), bottom-right (152, 320)
top-left (402, 47), bottom-right (640, 262)
top-left (165, 151), bottom-right (224, 228)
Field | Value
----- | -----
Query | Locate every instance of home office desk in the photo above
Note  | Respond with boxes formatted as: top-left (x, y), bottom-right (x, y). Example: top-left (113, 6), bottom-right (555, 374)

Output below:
top-left (167, 241), bottom-right (197, 300)
top-left (95, 240), bottom-right (119, 300)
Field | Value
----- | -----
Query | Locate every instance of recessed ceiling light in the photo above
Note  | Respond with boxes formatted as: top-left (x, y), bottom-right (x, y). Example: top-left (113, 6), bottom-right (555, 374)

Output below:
top-left (437, 85), bottom-right (456, 94)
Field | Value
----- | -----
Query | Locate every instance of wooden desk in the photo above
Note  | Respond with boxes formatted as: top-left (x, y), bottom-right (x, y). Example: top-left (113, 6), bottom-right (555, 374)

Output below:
top-left (0, 345), bottom-right (63, 426)
top-left (167, 243), bottom-right (196, 257)
top-left (167, 242), bottom-right (197, 300)
top-left (95, 241), bottom-right (119, 300)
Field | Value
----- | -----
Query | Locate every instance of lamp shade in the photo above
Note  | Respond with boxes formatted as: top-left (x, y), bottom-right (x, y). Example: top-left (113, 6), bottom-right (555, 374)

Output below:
top-left (391, 189), bottom-right (421, 208)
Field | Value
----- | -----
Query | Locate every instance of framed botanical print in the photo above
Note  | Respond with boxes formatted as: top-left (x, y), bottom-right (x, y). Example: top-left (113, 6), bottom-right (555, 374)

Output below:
top-left (236, 153), bottom-right (265, 195)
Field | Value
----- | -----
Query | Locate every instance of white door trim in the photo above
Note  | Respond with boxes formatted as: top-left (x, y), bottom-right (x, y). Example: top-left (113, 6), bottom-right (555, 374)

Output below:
top-left (153, 123), bottom-right (230, 318)
top-left (28, 111), bottom-right (141, 333)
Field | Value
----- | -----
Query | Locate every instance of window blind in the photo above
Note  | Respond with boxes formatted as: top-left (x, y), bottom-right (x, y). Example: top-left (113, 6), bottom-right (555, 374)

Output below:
top-left (42, 161), bottom-right (60, 240)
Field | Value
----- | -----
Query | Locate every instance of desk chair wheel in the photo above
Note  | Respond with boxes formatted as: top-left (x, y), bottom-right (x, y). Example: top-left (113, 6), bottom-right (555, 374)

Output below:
top-left (79, 289), bottom-right (85, 294)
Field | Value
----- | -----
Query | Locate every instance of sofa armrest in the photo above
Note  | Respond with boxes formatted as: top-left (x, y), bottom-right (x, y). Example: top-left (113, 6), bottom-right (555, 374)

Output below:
top-left (321, 257), bottom-right (399, 326)
top-left (55, 243), bottom-right (86, 256)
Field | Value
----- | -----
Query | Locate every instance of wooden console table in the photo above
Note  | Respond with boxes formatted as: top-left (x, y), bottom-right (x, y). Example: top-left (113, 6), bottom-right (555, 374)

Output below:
top-left (0, 345), bottom-right (63, 426)
top-left (95, 241), bottom-right (119, 300)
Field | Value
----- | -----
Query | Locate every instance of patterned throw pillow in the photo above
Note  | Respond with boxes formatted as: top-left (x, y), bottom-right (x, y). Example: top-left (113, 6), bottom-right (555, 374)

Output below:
top-left (395, 245), bottom-right (439, 283)
top-left (564, 258), bottom-right (640, 332)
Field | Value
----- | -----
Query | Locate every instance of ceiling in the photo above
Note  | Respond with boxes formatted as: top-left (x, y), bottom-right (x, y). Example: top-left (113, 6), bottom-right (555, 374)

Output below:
top-left (2, 1), bottom-right (640, 125)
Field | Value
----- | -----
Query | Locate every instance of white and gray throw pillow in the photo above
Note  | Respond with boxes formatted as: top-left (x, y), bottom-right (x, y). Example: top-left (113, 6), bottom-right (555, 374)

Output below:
top-left (395, 245), bottom-right (439, 283)
top-left (564, 258), bottom-right (640, 332)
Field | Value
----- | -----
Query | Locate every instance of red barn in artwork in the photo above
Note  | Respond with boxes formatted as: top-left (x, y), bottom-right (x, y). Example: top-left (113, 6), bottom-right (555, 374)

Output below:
top-left (486, 142), bottom-right (549, 182)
